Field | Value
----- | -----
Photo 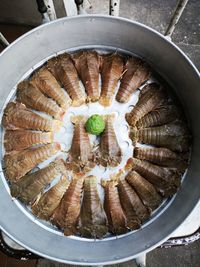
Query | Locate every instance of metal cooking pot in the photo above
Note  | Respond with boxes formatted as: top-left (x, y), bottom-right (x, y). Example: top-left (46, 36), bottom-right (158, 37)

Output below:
top-left (0, 15), bottom-right (199, 265)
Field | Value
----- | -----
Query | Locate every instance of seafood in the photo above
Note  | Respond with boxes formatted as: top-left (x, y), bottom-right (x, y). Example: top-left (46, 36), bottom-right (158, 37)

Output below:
top-left (136, 105), bottom-right (181, 129)
top-left (4, 143), bottom-right (61, 181)
top-left (101, 179), bottom-right (128, 234)
top-left (126, 158), bottom-right (181, 197)
top-left (11, 158), bottom-right (67, 205)
top-left (17, 81), bottom-right (64, 119)
top-left (31, 67), bottom-right (71, 110)
top-left (32, 176), bottom-right (70, 220)
top-left (52, 174), bottom-right (84, 236)
top-left (67, 116), bottom-right (95, 173)
top-left (79, 176), bottom-right (108, 238)
top-left (116, 57), bottom-right (151, 103)
top-left (117, 176), bottom-right (150, 229)
top-left (97, 114), bottom-right (122, 167)
top-left (4, 130), bottom-right (53, 152)
top-left (72, 51), bottom-right (101, 102)
top-left (125, 171), bottom-right (162, 210)
top-left (47, 54), bottom-right (86, 106)
top-left (126, 83), bottom-right (167, 126)
top-left (99, 53), bottom-right (124, 106)
top-left (134, 147), bottom-right (188, 170)
top-left (2, 102), bottom-right (62, 132)
top-left (1, 49), bottom-right (192, 239)
top-left (130, 122), bottom-right (190, 152)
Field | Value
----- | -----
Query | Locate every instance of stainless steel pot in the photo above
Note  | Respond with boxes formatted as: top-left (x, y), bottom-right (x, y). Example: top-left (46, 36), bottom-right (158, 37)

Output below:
top-left (0, 15), bottom-right (199, 265)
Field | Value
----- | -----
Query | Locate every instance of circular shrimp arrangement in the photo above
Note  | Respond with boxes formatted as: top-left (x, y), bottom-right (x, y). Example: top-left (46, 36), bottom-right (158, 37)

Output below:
top-left (1, 50), bottom-right (190, 239)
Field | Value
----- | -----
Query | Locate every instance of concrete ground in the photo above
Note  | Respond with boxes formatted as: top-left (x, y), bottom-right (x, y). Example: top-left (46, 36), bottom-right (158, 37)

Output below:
top-left (36, 241), bottom-right (200, 267)
top-left (146, 239), bottom-right (200, 267)
top-left (0, 1), bottom-right (199, 267)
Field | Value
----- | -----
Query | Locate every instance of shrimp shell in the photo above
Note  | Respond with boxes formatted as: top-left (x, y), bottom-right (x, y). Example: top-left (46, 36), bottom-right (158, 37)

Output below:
top-left (31, 67), bottom-right (71, 110)
top-left (67, 116), bottom-right (95, 173)
top-left (4, 143), bottom-right (61, 181)
top-left (72, 51), bottom-right (101, 102)
top-left (52, 175), bottom-right (84, 236)
top-left (2, 102), bottom-right (62, 132)
top-left (130, 122), bottom-right (190, 152)
top-left (97, 114), bottom-right (122, 167)
top-left (126, 158), bottom-right (181, 197)
top-left (32, 176), bottom-right (70, 220)
top-left (116, 57), bottom-right (151, 103)
top-left (99, 53), bottom-right (124, 106)
top-left (17, 81), bottom-right (64, 119)
top-left (10, 158), bottom-right (67, 204)
top-left (134, 147), bottom-right (188, 170)
top-left (4, 130), bottom-right (53, 152)
top-left (118, 178), bottom-right (150, 229)
top-left (47, 54), bottom-right (86, 106)
top-left (78, 176), bottom-right (108, 238)
top-left (101, 179), bottom-right (128, 235)
top-left (136, 105), bottom-right (181, 129)
top-left (125, 171), bottom-right (162, 210)
top-left (126, 83), bottom-right (167, 126)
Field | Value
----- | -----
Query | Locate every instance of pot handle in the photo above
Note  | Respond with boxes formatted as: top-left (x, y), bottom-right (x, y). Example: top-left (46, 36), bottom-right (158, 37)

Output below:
top-left (135, 253), bottom-right (146, 267)
top-left (0, 231), bottom-right (40, 260)
top-left (164, 0), bottom-right (189, 37)
top-left (36, 0), bottom-right (47, 14)
top-left (0, 32), bottom-right (9, 47)
top-left (109, 0), bottom-right (120, 16)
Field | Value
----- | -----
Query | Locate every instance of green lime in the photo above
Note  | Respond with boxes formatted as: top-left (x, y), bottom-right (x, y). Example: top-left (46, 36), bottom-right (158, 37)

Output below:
top-left (85, 114), bottom-right (105, 135)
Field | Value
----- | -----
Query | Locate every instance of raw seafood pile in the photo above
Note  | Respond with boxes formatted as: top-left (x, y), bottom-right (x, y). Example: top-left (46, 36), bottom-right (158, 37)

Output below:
top-left (1, 50), bottom-right (190, 239)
